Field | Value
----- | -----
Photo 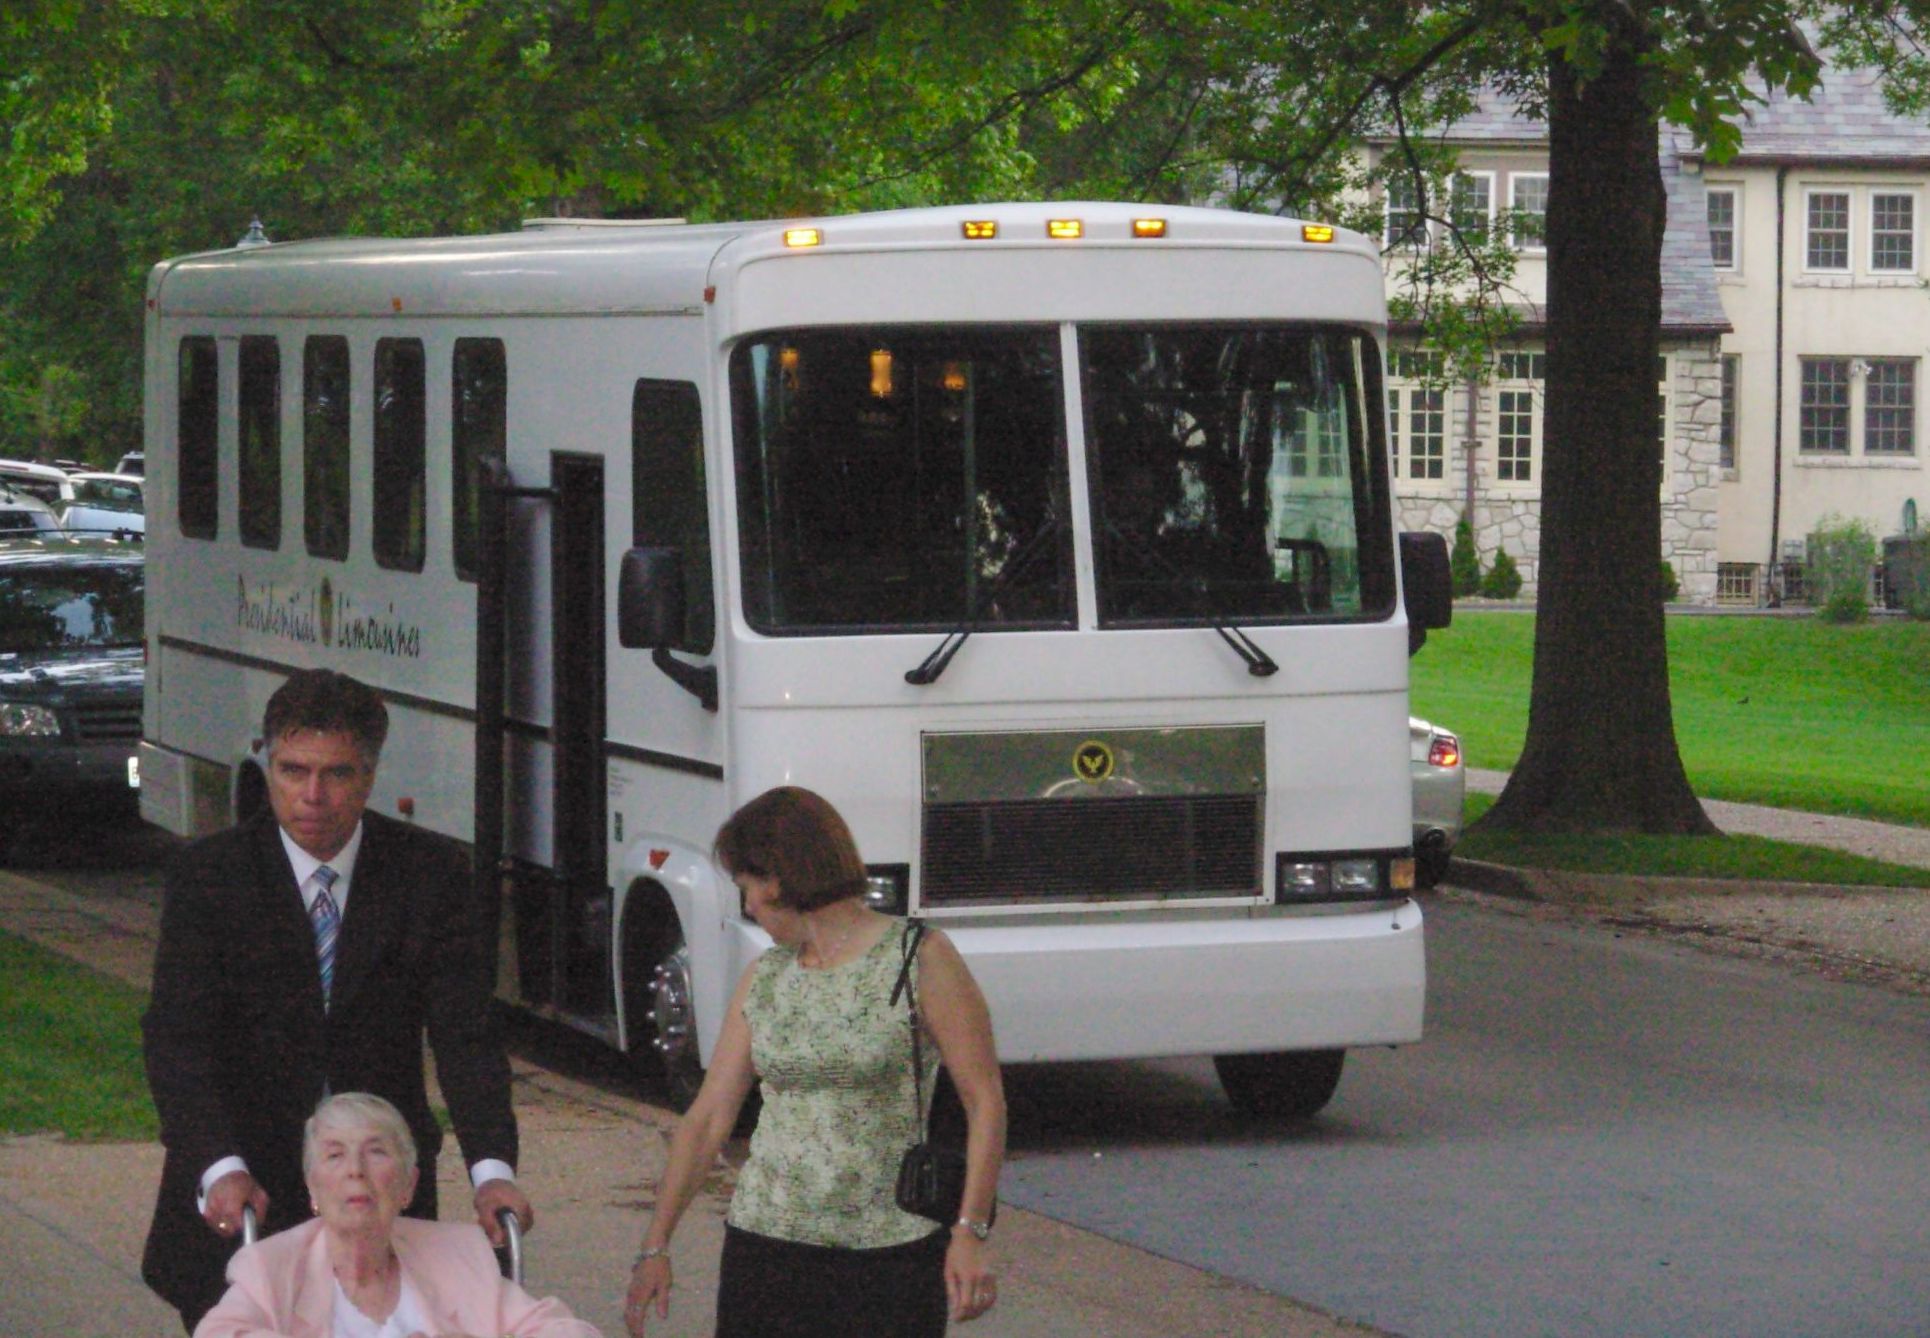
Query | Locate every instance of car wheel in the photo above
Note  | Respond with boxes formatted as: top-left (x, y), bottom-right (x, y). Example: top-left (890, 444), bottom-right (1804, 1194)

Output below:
top-left (1212, 1048), bottom-right (1346, 1120)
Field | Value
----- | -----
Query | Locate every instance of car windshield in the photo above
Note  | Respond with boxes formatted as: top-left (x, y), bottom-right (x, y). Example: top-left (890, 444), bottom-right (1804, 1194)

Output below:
top-left (0, 558), bottom-right (145, 651)
top-left (70, 478), bottom-right (143, 513)
top-left (1082, 324), bottom-right (1395, 624)
top-left (732, 326), bottom-right (1073, 634)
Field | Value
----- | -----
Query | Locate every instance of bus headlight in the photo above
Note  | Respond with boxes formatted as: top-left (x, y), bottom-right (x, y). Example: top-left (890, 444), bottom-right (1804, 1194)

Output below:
top-left (0, 702), bottom-right (60, 737)
top-left (863, 864), bottom-right (909, 914)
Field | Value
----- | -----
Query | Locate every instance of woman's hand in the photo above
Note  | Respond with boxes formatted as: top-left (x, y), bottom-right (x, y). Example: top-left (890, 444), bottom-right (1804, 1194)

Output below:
top-left (945, 1229), bottom-right (998, 1323)
top-left (624, 1253), bottom-right (673, 1336)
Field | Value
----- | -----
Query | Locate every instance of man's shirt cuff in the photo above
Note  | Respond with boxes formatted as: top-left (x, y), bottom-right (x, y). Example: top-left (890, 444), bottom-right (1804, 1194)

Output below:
top-left (196, 1156), bottom-right (249, 1213)
top-left (470, 1158), bottom-right (516, 1189)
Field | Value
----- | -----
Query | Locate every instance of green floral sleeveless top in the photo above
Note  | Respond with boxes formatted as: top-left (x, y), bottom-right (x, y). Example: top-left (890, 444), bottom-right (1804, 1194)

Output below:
top-left (728, 919), bottom-right (937, 1248)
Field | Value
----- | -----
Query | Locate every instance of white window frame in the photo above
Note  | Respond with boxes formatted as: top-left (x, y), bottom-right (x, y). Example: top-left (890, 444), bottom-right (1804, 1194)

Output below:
top-left (1492, 352), bottom-right (1544, 489)
top-left (1804, 188), bottom-right (1853, 272)
top-left (1449, 171), bottom-right (1494, 242)
top-left (1384, 173), bottom-right (1428, 251)
top-left (1862, 357), bottom-right (1917, 456)
top-left (1705, 185), bottom-right (1739, 272)
top-left (1509, 172), bottom-right (1549, 252)
top-left (1799, 357), bottom-right (1853, 454)
top-left (1869, 189), bottom-right (1918, 274)
top-left (1718, 354), bottom-right (1739, 474)
top-left (1386, 350), bottom-right (1447, 482)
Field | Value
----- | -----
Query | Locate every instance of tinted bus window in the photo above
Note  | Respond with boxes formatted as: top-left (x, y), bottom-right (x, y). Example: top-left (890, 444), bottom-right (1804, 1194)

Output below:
top-left (238, 336), bottom-right (281, 549)
top-left (304, 336), bottom-right (350, 560)
top-left (632, 379), bottom-right (713, 653)
top-left (374, 338), bottom-right (426, 572)
top-left (178, 337), bottom-right (219, 539)
top-left (452, 338), bottom-right (506, 582)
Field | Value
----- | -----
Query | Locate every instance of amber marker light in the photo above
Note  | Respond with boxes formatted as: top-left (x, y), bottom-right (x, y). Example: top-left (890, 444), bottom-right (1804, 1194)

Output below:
top-left (783, 227), bottom-right (822, 248)
top-left (1046, 218), bottom-right (1084, 239)
top-left (962, 220), bottom-right (998, 240)
top-left (1132, 218), bottom-right (1168, 238)
top-left (1302, 224), bottom-right (1336, 244)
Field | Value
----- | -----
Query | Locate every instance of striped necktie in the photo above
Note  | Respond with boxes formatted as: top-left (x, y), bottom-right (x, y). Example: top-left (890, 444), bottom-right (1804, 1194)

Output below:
top-left (311, 865), bottom-right (340, 1008)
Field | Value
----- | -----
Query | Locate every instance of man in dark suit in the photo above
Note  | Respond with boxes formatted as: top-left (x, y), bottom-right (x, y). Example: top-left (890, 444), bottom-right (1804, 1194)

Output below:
top-left (141, 668), bottom-right (532, 1331)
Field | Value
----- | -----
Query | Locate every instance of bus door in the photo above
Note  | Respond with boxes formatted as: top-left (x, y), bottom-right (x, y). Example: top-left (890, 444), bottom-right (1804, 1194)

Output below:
top-left (549, 451), bottom-right (612, 1020)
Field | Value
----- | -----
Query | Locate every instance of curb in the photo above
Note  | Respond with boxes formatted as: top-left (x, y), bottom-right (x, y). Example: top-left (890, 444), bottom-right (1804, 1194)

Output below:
top-left (1443, 858), bottom-right (1889, 905)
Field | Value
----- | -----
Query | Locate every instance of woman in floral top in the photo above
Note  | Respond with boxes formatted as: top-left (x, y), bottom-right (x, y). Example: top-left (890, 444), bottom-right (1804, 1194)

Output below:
top-left (623, 786), bottom-right (1005, 1337)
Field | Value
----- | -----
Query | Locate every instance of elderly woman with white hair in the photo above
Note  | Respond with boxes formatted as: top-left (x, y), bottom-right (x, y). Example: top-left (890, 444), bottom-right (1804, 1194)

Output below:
top-left (194, 1092), bottom-right (599, 1338)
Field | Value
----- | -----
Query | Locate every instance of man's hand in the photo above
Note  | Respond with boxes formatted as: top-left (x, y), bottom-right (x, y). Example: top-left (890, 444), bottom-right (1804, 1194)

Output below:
top-left (473, 1177), bottom-right (533, 1246)
top-left (202, 1170), bottom-right (269, 1238)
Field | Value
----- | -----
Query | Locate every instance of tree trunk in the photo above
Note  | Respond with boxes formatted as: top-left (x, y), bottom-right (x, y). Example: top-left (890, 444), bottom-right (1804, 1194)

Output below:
top-left (1481, 30), bottom-right (1714, 835)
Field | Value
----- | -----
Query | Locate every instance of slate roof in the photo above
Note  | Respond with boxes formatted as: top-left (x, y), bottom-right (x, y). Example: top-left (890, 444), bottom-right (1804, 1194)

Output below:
top-left (1716, 64), bottom-right (1930, 164)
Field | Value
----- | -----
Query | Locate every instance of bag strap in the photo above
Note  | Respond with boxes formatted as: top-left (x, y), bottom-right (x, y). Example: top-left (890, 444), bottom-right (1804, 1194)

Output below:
top-left (891, 919), bottom-right (930, 1132)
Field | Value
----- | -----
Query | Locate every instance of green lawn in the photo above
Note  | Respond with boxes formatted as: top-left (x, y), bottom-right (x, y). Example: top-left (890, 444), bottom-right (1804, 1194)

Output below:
top-left (0, 932), bottom-right (157, 1140)
top-left (1411, 611), bottom-right (1930, 827)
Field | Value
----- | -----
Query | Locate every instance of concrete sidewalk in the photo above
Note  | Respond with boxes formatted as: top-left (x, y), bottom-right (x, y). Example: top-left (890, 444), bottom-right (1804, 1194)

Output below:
top-left (0, 869), bottom-right (1375, 1338)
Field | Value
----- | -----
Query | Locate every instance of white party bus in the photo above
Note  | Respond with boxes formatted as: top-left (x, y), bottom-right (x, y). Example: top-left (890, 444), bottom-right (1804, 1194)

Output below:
top-left (139, 202), bottom-right (1451, 1119)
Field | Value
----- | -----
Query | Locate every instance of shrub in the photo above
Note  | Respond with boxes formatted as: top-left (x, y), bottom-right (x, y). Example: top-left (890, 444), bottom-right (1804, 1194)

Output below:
top-left (1806, 514), bottom-right (1877, 622)
top-left (1450, 516), bottom-right (1483, 597)
top-left (1480, 547), bottom-right (1523, 599)
top-left (1659, 560), bottom-right (1680, 603)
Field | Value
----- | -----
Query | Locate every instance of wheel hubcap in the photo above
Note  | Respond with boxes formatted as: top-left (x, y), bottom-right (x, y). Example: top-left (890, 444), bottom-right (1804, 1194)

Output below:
top-left (648, 946), bottom-right (696, 1067)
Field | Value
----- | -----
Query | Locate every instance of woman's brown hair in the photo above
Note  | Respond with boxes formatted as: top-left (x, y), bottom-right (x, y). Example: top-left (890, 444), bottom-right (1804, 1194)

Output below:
top-left (713, 786), bottom-right (867, 911)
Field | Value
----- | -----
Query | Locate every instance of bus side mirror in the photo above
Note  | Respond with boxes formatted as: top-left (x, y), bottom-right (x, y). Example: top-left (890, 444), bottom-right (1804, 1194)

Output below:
top-left (619, 546), bottom-right (718, 711)
top-left (1399, 531), bottom-right (1452, 657)
top-left (618, 546), bottom-right (686, 649)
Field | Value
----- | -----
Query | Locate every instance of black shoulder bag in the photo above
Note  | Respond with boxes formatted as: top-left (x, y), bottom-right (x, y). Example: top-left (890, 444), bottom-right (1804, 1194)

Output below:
top-left (891, 919), bottom-right (971, 1224)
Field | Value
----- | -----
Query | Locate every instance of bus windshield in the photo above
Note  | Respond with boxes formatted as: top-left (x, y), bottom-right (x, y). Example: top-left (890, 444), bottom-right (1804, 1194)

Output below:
top-left (732, 327), bottom-right (1073, 635)
top-left (1083, 324), bottom-right (1394, 625)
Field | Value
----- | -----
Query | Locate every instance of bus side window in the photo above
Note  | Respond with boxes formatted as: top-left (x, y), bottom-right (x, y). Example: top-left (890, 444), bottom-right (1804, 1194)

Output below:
top-left (374, 338), bottom-right (426, 572)
top-left (451, 338), bottom-right (506, 582)
top-left (178, 336), bottom-right (219, 540)
top-left (238, 336), bottom-right (282, 550)
top-left (631, 379), bottom-right (713, 654)
top-left (304, 336), bottom-right (351, 560)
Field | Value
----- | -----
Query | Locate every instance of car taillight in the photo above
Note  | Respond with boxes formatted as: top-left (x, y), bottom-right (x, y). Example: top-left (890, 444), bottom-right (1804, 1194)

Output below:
top-left (1427, 733), bottom-right (1461, 769)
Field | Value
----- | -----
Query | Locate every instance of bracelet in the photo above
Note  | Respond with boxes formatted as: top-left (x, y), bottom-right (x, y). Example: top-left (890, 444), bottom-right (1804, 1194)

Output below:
top-left (634, 1244), bottom-right (670, 1266)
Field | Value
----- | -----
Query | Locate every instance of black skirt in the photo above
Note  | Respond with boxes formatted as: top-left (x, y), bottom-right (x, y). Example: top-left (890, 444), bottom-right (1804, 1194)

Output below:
top-left (715, 1223), bottom-right (949, 1337)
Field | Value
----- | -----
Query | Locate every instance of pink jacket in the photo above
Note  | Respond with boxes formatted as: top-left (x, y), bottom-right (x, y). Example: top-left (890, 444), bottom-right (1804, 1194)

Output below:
top-left (193, 1216), bottom-right (602, 1338)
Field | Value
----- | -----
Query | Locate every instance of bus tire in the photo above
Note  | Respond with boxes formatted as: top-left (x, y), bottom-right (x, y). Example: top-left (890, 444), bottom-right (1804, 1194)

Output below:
top-left (1212, 1048), bottom-right (1345, 1120)
top-left (631, 934), bottom-right (706, 1111)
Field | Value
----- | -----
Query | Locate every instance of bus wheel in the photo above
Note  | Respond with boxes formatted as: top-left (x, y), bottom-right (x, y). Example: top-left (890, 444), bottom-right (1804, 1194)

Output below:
top-left (643, 941), bottom-right (705, 1110)
top-left (1212, 1048), bottom-right (1345, 1120)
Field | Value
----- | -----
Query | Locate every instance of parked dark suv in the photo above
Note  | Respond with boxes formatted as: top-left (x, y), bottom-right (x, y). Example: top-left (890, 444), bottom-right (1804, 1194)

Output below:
top-left (0, 535), bottom-right (144, 856)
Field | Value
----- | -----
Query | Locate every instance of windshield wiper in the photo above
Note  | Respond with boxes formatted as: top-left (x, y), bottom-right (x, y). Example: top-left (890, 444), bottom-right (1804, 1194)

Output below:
top-left (1099, 519), bottom-right (1278, 677)
top-left (905, 513), bottom-right (1063, 686)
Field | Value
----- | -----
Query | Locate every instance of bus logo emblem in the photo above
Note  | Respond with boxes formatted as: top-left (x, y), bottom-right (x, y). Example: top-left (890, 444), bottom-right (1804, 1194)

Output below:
top-left (1072, 740), bottom-right (1114, 783)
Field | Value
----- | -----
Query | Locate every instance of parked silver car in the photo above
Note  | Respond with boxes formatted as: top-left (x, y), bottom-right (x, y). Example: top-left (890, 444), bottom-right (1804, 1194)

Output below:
top-left (1410, 716), bottom-right (1465, 888)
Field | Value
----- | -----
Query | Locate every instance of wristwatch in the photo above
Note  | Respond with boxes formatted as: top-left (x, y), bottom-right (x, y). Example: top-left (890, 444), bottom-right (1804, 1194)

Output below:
top-left (954, 1216), bottom-right (992, 1241)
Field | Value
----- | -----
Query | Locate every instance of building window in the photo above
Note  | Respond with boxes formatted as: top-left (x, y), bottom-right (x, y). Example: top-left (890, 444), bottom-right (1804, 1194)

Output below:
top-left (1509, 173), bottom-right (1548, 250)
top-left (1497, 390), bottom-right (1536, 482)
top-left (1799, 358), bottom-right (1852, 454)
top-left (1864, 358), bottom-right (1916, 454)
top-left (177, 337), bottom-right (219, 540)
top-left (1706, 186), bottom-right (1737, 269)
top-left (633, 379), bottom-right (714, 654)
top-left (1497, 351), bottom-right (1545, 381)
top-left (1386, 350), bottom-right (1445, 481)
top-left (1384, 173), bottom-right (1427, 250)
top-left (1806, 191), bottom-right (1851, 270)
top-left (1716, 562), bottom-right (1759, 605)
top-left (1871, 192), bottom-right (1916, 272)
top-left (1719, 354), bottom-right (1739, 471)
top-left (238, 337), bottom-right (281, 550)
top-left (373, 338), bottom-right (426, 572)
top-left (1656, 356), bottom-right (1670, 475)
top-left (303, 336), bottom-right (350, 560)
top-left (1450, 172), bottom-right (1493, 241)
top-left (451, 338), bottom-right (506, 582)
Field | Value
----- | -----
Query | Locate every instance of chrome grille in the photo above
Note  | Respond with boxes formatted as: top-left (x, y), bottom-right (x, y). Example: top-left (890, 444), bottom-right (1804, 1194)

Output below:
top-left (921, 794), bottom-right (1262, 906)
top-left (71, 700), bottom-right (142, 743)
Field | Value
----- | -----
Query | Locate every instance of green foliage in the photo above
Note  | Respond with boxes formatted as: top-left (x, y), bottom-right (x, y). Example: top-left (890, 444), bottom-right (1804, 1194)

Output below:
top-left (1411, 611), bottom-right (1930, 827)
top-left (0, 931), bottom-right (156, 1140)
top-left (1807, 514), bottom-right (1877, 622)
top-left (1479, 546), bottom-right (1522, 599)
top-left (1659, 559), bottom-right (1679, 603)
top-left (1450, 515), bottom-right (1483, 597)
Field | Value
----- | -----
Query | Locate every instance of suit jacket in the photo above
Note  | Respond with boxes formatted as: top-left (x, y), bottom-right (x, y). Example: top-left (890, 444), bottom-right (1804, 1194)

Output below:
top-left (192, 1216), bottom-right (600, 1338)
top-left (142, 809), bottom-right (517, 1325)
